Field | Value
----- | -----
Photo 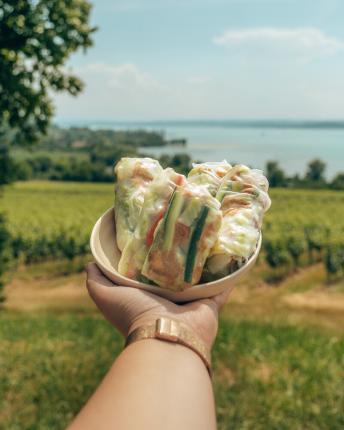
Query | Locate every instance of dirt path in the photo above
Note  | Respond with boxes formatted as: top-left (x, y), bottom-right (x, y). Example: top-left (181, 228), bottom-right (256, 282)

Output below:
top-left (4, 263), bottom-right (344, 333)
top-left (5, 271), bottom-right (94, 311)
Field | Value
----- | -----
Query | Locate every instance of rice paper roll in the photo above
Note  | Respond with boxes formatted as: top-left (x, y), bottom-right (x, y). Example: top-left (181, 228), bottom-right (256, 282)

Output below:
top-left (188, 161), bottom-right (232, 196)
top-left (142, 183), bottom-right (222, 291)
top-left (204, 165), bottom-right (271, 280)
top-left (114, 157), bottom-right (163, 251)
top-left (118, 168), bottom-right (185, 280)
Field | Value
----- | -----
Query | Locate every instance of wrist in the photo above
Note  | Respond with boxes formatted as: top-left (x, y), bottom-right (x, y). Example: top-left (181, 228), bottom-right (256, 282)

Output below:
top-left (128, 314), bottom-right (216, 352)
top-left (128, 314), bottom-right (160, 335)
top-left (126, 316), bottom-right (212, 376)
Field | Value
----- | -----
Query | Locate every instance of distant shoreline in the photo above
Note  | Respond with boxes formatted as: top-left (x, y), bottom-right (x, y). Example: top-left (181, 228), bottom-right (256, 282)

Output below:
top-left (52, 119), bottom-right (344, 177)
top-left (56, 118), bottom-right (344, 130)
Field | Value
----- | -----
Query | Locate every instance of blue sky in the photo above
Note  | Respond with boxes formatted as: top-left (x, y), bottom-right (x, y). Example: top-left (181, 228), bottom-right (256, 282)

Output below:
top-left (55, 0), bottom-right (344, 120)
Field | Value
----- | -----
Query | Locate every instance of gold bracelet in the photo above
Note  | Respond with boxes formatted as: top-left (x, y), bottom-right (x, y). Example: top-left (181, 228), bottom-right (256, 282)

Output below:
top-left (125, 317), bottom-right (212, 376)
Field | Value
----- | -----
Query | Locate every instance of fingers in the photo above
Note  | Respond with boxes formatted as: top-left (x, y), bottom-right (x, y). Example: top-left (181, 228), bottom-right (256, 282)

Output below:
top-left (86, 261), bottom-right (103, 279)
top-left (85, 261), bottom-right (97, 275)
top-left (86, 262), bottom-right (116, 288)
top-left (212, 288), bottom-right (232, 310)
top-left (191, 288), bottom-right (231, 315)
top-left (85, 262), bottom-right (118, 304)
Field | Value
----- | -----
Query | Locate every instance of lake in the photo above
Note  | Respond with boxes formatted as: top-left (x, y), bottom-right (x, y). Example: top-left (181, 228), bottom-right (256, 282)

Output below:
top-left (59, 119), bottom-right (344, 178)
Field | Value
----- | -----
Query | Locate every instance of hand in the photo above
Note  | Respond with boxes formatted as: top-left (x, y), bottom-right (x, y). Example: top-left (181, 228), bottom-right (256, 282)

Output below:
top-left (86, 263), bottom-right (230, 351)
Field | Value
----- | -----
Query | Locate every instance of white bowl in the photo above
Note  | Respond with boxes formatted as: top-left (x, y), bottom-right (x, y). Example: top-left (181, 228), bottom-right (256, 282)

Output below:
top-left (90, 207), bottom-right (261, 303)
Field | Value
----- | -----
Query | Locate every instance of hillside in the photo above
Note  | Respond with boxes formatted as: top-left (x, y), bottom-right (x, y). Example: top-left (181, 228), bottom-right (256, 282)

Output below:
top-left (1, 182), bottom-right (343, 429)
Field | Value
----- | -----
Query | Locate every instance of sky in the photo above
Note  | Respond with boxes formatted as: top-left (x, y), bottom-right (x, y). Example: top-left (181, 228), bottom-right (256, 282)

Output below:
top-left (55, 0), bottom-right (344, 121)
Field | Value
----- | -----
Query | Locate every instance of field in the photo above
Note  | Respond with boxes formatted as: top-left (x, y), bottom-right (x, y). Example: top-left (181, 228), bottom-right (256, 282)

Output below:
top-left (1, 181), bottom-right (344, 429)
top-left (2, 181), bottom-right (112, 263)
top-left (3, 181), bottom-right (344, 276)
top-left (3, 181), bottom-right (112, 241)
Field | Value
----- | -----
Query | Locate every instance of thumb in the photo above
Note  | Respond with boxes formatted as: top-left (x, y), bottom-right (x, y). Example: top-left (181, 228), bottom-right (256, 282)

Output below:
top-left (210, 287), bottom-right (232, 311)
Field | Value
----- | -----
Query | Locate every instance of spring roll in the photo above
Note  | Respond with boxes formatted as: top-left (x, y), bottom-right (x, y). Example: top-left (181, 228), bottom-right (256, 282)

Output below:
top-left (188, 161), bottom-right (232, 196)
top-left (141, 183), bottom-right (222, 291)
top-left (118, 168), bottom-right (185, 280)
top-left (114, 157), bottom-right (163, 251)
top-left (204, 165), bottom-right (271, 280)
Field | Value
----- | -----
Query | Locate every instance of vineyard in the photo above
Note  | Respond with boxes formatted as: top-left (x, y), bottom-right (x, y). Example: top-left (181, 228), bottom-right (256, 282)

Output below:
top-left (264, 189), bottom-right (344, 279)
top-left (2, 181), bottom-right (112, 264)
top-left (2, 181), bottom-right (344, 279)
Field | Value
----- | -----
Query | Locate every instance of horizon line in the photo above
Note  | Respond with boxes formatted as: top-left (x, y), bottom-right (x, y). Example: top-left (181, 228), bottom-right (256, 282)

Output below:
top-left (55, 117), bottom-right (344, 130)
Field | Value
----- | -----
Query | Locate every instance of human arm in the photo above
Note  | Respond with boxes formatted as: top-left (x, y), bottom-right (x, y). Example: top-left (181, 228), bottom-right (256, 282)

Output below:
top-left (67, 263), bottom-right (230, 430)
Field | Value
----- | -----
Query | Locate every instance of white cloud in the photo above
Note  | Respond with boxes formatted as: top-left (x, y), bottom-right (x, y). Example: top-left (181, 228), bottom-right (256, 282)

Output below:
top-left (55, 59), bottom-right (344, 121)
top-left (214, 27), bottom-right (344, 58)
top-left (55, 62), bottom-right (177, 119)
top-left (75, 63), bottom-right (160, 90)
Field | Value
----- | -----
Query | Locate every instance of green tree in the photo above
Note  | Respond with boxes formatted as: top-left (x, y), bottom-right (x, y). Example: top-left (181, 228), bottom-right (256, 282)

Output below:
top-left (159, 153), bottom-right (192, 175)
top-left (0, 0), bottom-right (96, 301)
top-left (0, 143), bottom-right (15, 184)
top-left (0, 144), bottom-right (12, 304)
top-left (305, 159), bottom-right (326, 183)
top-left (0, 214), bottom-right (10, 302)
top-left (266, 161), bottom-right (286, 187)
top-left (0, 0), bottom-right (96, 144)
top-left (330, 172), bottom-right (344, 190)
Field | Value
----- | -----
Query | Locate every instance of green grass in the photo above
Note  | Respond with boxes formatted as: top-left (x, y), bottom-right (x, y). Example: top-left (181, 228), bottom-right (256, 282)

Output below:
top-left (0, 310), bottom-right (343, 430)
top-left (2, 182), bottom-right (344, 429)
top-left (0, 311), bottom-right (122, 430)
top-left (214, 317), bottom-right (344, 430)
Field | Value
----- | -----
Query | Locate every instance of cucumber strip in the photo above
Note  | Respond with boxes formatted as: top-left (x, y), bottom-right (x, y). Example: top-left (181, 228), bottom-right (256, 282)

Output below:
top-left (184, 206), bottom-right (209, 283)
top-left (216, 182), bottom-right (232, 203)
top-left (137, 273), bottom-right (158, 286)
top-left (163, 190), bottom-right (184, 250)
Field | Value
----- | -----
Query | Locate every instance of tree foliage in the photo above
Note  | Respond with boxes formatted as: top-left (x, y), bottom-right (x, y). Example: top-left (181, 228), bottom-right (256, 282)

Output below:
top-left (0, 0), bottom-right (96, 302)
top-left (0, 214), bottom-right (10, 302)
top-left (330, 173), bottom-right (344, 190)
top-left (266, 161), bottom-right (286, 187)
top-left (0, 143), bottom-right (15, 185)
top-left (306, 159), bottom-right (326, 183)
top-left (0, 0), bottom-right (96, 144)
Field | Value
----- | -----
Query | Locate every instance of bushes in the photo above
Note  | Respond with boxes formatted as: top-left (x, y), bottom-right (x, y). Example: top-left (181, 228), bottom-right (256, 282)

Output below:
top-left (11, 128), bottom-right (187, 183)
top-left (159, 153), bottom-right (192, 175)
top-left (304, 225), bottom-right (329, 263)
top-left (13, 149), bottom-right (192, 182)
top-left (264, 238), bottom-right (292, 269)
top-left (0, 214), bottom-right (10, 302)
top-left (286, 235), bottom-right (306, 267)
top-left (3, 183), bottom-right (344, 282)
top-left (14, 157), bottom-right (114, 183)
top-left (10, 230), bottom-right (90, 265)
top-left (323, 240), bottom-right (344, 281)
top-left (263, 226), bottom-right (344, 280)
top-left (262, 189), bottom-right (344, 280)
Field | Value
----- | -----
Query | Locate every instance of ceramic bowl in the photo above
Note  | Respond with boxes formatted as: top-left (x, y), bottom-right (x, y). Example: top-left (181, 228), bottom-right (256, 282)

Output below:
top-left (90, 207), bottom-right (261, 303)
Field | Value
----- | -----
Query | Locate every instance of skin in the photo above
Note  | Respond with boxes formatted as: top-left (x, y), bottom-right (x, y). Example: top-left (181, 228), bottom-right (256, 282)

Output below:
top-left (67, 263), bottom-right (230, 430)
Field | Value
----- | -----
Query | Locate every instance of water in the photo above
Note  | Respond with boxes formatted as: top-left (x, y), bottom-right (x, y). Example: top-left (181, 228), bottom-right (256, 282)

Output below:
top-left (58, 119), bottom-right (344, 178)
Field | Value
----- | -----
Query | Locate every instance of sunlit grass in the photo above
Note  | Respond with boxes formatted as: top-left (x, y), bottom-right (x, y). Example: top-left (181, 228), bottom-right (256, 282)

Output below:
top-left (0, 311), bottom-right (343, 430)
top-left (1, 182), bottom-right (344, 429)
top-left (214, 317), bottom-right (344, 430)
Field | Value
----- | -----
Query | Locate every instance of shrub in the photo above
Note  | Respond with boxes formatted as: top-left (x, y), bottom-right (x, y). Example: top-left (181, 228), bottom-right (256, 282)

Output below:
top-left (0, 214), bottom-right (10, 302)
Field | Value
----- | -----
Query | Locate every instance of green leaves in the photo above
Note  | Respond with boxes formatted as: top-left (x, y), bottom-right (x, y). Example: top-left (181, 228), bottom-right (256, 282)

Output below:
top-left (0, 213), bottom-right (10, 302)
top-left (0, 0), bottom-right (96, 144)
top-left (0, 143), bottom-right (15, 184)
